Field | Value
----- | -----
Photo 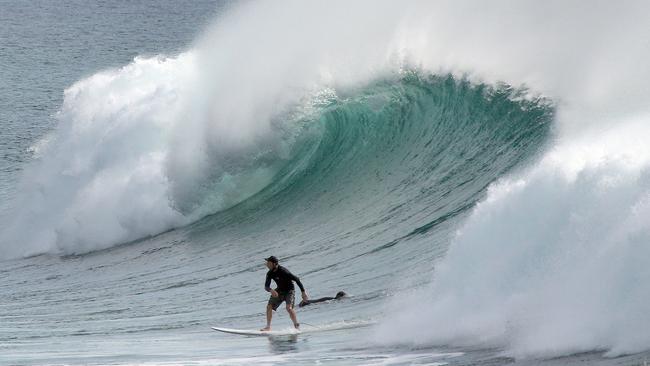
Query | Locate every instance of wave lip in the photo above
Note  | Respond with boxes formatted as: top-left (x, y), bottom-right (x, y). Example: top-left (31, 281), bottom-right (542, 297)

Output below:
top-left (0, 55), bottom-right (196, 258)
top-left (0, 67), bottom-right (551, 261)
top-left (0, 50), bottom-right (312, 258)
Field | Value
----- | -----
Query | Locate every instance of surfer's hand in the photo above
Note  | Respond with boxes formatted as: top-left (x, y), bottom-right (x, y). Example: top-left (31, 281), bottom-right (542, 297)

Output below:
top-left (270, 289), bottom-right (279, 297)
top-left (301, 291), bottom-right (308, 301)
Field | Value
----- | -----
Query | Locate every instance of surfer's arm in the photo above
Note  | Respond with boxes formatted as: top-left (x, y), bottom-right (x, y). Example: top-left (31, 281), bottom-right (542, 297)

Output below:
top-left (289, 272), bottom-right (305, 293)
top-left (288, 271), bottom-right (308, 300)
top-left (264, 272), bottom-right (279, 296)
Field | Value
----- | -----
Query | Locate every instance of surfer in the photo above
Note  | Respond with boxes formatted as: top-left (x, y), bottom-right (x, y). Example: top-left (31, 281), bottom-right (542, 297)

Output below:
top-left (299, 291), bottom-right (347, 307)
top-left (261, 256), bottom-right (308, 331)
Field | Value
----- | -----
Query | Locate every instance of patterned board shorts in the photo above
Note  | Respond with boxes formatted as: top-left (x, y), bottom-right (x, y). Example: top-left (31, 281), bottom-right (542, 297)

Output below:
top-left (268, 290), bottom-right (295, 311)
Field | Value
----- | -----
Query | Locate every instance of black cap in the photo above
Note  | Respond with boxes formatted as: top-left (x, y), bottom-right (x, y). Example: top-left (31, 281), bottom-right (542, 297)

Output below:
top-left (265, 256), bottom-right (279, 263)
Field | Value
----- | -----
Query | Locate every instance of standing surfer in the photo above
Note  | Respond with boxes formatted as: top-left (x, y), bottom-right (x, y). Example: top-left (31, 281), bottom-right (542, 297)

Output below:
top-left (261, 256), bottom-right (308, 331)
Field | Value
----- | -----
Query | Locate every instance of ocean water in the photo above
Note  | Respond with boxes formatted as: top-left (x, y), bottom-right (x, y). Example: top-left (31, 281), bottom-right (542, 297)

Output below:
top-left (2, 1), bottom-right (650, 365)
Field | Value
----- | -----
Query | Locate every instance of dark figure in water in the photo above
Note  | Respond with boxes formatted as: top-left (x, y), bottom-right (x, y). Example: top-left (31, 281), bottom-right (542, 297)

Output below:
top-left (299, 291), bottom-right (347, 307)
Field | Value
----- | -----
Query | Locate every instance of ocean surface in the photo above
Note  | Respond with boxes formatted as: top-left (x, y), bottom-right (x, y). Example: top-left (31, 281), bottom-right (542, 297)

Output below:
top-left (2, 1), bottom-right (650, 365)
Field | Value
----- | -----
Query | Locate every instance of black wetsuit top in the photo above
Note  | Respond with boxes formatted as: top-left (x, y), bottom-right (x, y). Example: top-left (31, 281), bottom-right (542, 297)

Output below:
top-left (265, 265), bottom-right (305, 293)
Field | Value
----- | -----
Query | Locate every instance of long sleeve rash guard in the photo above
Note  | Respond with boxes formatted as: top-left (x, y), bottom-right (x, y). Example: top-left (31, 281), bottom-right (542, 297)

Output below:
top-left (265, 265), bottom-right (305, 293)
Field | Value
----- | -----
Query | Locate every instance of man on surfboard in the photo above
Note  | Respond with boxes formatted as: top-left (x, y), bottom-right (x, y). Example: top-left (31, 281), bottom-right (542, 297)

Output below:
top-left (261, 256), bottom-right (308, 331)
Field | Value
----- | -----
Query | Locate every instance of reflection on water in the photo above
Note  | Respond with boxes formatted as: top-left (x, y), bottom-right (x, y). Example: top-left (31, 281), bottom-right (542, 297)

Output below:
top-left (268, 334), bottom-right (300, 353)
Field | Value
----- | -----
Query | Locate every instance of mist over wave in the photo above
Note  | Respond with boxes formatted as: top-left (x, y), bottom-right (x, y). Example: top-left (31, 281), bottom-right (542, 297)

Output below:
top-left (2, 0), bottom-right (650, 360)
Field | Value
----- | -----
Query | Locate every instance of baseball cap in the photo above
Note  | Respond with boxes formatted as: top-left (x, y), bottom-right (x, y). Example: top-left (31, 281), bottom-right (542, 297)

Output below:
top-left (264, 256), bottom-right (279, 263)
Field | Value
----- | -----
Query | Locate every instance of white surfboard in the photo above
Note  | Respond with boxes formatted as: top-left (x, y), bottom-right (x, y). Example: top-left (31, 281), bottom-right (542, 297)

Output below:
top-left (211, 326), bottom-right (301, 336)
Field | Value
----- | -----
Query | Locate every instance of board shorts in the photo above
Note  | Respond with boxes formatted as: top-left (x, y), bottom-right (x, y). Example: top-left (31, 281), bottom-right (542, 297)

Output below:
top-left (268, 289), bottom-right (295, 311)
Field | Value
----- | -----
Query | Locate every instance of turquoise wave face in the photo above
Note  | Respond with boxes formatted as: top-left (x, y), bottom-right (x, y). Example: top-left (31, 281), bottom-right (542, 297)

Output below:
top-left (202, 73), bottom-right (553, 244)
top-left (0, 70), bottom-right (551, 259)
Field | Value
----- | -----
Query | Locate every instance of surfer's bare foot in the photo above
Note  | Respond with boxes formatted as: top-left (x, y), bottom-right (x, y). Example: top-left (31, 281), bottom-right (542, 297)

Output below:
top-left (294, 323), bottom-right (300, 330)
top-left (260, 326), bottom-right (271, 331)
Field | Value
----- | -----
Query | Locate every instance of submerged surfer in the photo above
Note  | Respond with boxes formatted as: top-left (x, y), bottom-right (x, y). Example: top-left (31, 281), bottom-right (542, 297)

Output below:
top-left (299, 291), bottom-right (347, 307)
top-left (261, 256), bottom-right (308, 331)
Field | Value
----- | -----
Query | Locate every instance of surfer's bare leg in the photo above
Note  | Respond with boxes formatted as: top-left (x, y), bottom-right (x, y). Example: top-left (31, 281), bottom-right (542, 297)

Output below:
top-left (261, 304), bottom-right (273, 331)
top-left (286, 304), bottom-right (299, 329)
